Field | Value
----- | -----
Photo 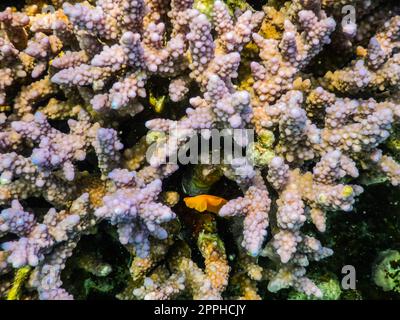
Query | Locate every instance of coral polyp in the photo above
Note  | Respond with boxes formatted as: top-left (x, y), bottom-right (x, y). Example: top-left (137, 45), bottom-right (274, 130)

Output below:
top-left (0, 0), bottom-right (400, 300)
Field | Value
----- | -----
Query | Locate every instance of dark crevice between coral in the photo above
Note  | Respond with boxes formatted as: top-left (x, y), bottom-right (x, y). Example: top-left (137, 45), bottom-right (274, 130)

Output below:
top-left (0, 0), bottom-right (25, 11)
top-left (61, 222), bottom-right (131, 300)
top-left (317, 183), bottom-right (400, 299)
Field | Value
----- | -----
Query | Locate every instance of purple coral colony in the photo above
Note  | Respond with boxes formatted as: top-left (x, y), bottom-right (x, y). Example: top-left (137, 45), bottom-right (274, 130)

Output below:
top-left (0, 0), bottom-right (399, 300)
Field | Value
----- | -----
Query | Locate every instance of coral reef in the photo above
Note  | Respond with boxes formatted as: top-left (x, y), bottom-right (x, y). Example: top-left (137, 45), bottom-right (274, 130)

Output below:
top-left (0, 0), bottom-right (400, 300)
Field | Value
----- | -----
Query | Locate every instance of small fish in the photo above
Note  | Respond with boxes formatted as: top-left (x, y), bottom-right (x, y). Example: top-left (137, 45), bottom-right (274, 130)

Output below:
top-left (184, 195), bottom-right (227, 214)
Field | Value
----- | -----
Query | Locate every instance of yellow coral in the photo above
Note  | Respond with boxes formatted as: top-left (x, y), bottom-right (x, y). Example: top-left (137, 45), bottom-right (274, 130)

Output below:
top-left (387, 136), bottom-right (400, 154)
top-left (259, 6), bottom-right (285, 40)
top-left (198, 232), bottom-right (230, 292)
top-left (231, 273), bottom-right (261, 300)
top-left (0, 106), bottom-right (11, 112)
top-left (123, 136), bottom-right (149, 171)
top-left (194, 0), bottom-right (215, 18)
top-left (341, 185), bottom-right (354, 198)
top-left (38, 98), bottom-right (82, 120)
top-left (7, 266), bottom-right (32, 300)
top-left (162, 191), bottom-right (180, 207)
top-left (149, 92), bottom-right (166, 113)
top-left (356, 46), bottom-right (368, 58)
top-left (77, 174), bottom-right (107, 208)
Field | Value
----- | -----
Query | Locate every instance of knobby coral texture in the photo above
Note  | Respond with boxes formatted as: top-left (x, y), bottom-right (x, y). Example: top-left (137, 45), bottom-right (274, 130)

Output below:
top-left (0, 0), bottom-right (400, 300)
